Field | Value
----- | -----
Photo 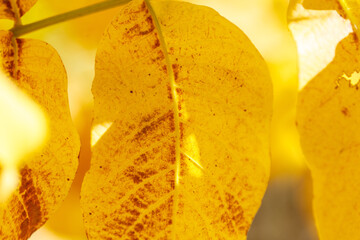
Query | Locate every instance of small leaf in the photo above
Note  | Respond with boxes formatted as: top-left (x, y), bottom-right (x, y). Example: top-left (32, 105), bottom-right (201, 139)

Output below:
top-left (81, 0), bottom-right (272, 239)
top-left (0, 30), bottom-right (80, 239)
top-left (0, 0), bottom-right (37, 20)
top-left (290, 0), bottom-right (360, 239)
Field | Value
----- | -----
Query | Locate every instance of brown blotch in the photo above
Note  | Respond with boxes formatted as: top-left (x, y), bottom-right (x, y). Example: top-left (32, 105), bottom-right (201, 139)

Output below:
top-left (140, 110), bottom-right (159, 123)
top-left (134, 223), bottom-right (144, 232)
top-left (2, 0), bottom-right (14, 17)
top-left (131, 197), bottom-right (148, 209)
top-left (179, 122), bottom-right (184, 141)
top-left (176, 88), bottom-right (183, 95)
top-left (134, 154), bottom-right (148, 165)
top-left (124, 16), bottom-right (155, 39)
top-left (140, 1), bottom-right (146, 11)
top-left (19, 218), bottom-right (29, 239)
top-left (151, 50), bottom-right (165, 63)
top-left (127, 230), bottom-right (137, 239)
top-left (16, 0), bottom-right (24, 16)
top-left (172, 64), bottom-right (180, 80)
top-left (123, 166), bottom-right (157, 184)
top-left (125, 24), bottom-right (141, 38)
top-left (152, 38), bottom-right (160, 49)
top-left (140, 16), bottom-right (155, 35)
top-left (220, 212), bottom-right (236, 234)
top-left (225, 192), bottom-right (245, 232)
top-left (0, 32), bottom-right (15, 77)
top-left (167, 85), bottom-right (173, 100)
top-left (133, 110), bottom-right (173, 141)
top-left (169, 147), bottom-right (176, 164)
top-left (168, 112), bottom-right (175, 132)
top-left (341, 107), bottom-right (349, 116)
top-left (16, 38), bottom-right (25, 56)
top-left (19, 167), bottom-right (43, 238)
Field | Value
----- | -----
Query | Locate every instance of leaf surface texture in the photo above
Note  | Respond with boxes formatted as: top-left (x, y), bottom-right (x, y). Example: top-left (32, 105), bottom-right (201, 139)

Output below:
top-left (289, 0), bottom-right (360, 239)
top-left (0, 0), bottom-right (37, 20)
top-left (0, 30), bottom-right (80, 239)
top-left (81, 0), bottom-right (272, 239)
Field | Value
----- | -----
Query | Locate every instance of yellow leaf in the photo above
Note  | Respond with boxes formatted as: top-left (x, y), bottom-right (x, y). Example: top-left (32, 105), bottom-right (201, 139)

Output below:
top-left (0, 30), bottom-right (80, 239)
top-left (0, 70), bottom-right (47, 201)
top-left (81, 0), bottom-right (272, 239)
top-left (290, 0), bottom-right (360, 239)
top-left (0, 0), bottom-right (37, 20)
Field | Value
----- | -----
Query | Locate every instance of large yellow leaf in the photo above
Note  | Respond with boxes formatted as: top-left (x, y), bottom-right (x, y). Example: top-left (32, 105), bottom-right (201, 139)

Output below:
top-left (0, 0), bottom-right (37, 20)
top-left (81, 0), bottom-right (272, 239)
top-left (0, 30), bottom-right (80, 239)
top-left (289, 0), bottom-right (360, 239)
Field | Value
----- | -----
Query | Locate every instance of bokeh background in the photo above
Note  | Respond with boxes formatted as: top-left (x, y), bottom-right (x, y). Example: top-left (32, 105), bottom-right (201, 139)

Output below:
top-left (0, 0), bottom-right (318, 239)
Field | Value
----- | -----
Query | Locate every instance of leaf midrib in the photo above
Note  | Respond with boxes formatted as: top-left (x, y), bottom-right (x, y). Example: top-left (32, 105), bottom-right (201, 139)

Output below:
top-left (144, 1), bottom-right (181, 239)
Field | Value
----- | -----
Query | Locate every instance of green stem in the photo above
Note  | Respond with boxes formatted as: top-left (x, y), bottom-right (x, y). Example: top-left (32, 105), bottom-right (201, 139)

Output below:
top-left (10, 0), bottom-right (131, 37)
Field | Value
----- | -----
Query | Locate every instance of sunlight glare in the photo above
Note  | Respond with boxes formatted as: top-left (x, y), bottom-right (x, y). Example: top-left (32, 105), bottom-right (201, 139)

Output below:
top-left (183, 134), bottom-right (203, 178)
top-left (91, 122), bottom-right (113, 147)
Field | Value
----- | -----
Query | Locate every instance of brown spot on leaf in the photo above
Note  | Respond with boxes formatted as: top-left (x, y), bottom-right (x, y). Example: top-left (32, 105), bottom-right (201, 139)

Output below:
top-left (19, 167), bottom-right (43, 238)
top-left (133, 110), bottom-right (173, 142)
top-left (130, 168), bottom-right (157, 184)
top-left (134, 223), bottom-right (144, 232)
top-left (0, 32), bottom-right (15, 77)
top-left (131, 197), bottom-right (148, 209)
top-left (152, 38), bottom-right (160, 49)
top-left (134, 154), bottom-right (148, 165)
top-left (2, 0), bottom-right (14, 18)
top-left (167, 85), bottom-right (173, 100)
top-left (16, 0), bottom-right (24, 16)
top-left (341, 107), bottom-right (349, 116)
top-left (172, 64), bottom-right (180, 80)
top-left (151, 50), bottom-right (165, 63)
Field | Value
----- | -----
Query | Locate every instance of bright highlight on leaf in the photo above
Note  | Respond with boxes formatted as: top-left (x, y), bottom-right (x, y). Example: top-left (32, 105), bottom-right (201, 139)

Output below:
top-left (338, 0), bottom-right (360, 37)
top-left (0, 29), bottom-right (80, 239)
top-left (288, 0), bottom-right (352, 89)
top-left (0, 71), bottom-right (47, 167)
top-left (81, 0), bottom-right (272, 239)
top-left (289, 0), bottom-right (360, 239)
top-left (0, 70), bottom-right (47, 201)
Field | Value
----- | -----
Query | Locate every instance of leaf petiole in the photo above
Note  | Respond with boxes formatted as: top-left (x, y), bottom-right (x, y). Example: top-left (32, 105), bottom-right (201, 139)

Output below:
top-left (10, 0), bottom-right (131, 37)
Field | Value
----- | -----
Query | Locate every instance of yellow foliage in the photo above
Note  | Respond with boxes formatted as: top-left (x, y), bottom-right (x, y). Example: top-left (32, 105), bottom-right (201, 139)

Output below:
top-left (0, 30), bottom-right (79, 239)
top-left (81, 0), bottom-right (272, 239)
top-left (0, 71), bottom-right (47, 164)
top-left (0, 0), bottom-right (37, 20)
top-left (289, 0), bottom-right (360, 239)
top-left (0, 70), bottom-right (47, 201)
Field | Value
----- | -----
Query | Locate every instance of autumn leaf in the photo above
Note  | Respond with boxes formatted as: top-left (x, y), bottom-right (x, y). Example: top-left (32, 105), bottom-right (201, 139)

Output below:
top-left (81, 0), bottom-right (272, 239)
top-left (0, 71), bottom-right (47, 201)
top-left (289, 0), bottom-right (360, 239)
top-left (0, 0), bottom-right (36, 20)
top-left (0, 1), bottom-right (80, 236)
